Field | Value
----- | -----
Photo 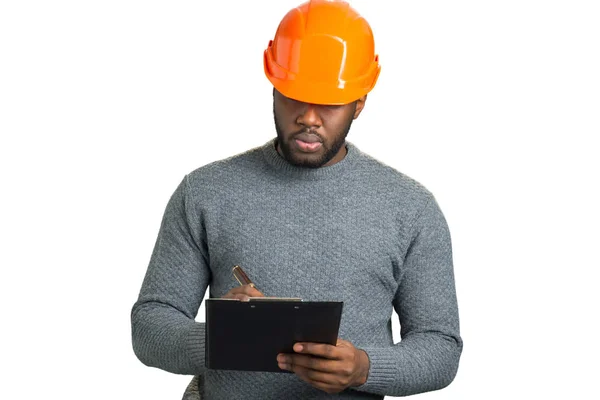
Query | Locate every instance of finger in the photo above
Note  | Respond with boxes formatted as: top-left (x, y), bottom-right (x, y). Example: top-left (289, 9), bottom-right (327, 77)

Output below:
top-left (223, 284), bottom-right (265, 298)
top-left (228, 284), bottom-right (263, 296)
top-left (278, 354), bottom-right (338, 374)
top-left (284, 364), bottom-right (346, 393)
top-left (222, 293), bottom-right (245, 301)
top-left (293, 343), bottom-right (343, 360)
top-left (247, 286), bottom-right (265, 297)
top-left (223, 292), bottom-right (261, 301)
top-left (336, 338), bottom-right (352, 347)
top-left (283, 363), bottom-right (335, 385)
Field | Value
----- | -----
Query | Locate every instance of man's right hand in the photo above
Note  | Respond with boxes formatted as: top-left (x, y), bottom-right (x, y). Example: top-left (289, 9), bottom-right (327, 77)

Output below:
top-left (222, 284), bottom-right (265, 301)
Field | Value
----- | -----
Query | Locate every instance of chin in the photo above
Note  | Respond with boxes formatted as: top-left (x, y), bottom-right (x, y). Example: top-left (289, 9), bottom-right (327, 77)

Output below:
top-left (288, 152), bottom-right (327, 168)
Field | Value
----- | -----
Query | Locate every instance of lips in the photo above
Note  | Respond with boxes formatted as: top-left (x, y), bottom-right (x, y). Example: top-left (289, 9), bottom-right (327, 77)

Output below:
top-left (295, 140), bottom-right (322, 152)
top-left (294, 132), bottom-right (322, 143)
top-left (293, 132), bottom-right (323, 152)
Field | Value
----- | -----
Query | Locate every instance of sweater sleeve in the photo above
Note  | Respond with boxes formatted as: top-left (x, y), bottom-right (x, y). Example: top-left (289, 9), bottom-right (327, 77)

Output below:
top-left (131, 175), bottom-right (210, 375)
top-left (355, 196), bottom-right (463, 396)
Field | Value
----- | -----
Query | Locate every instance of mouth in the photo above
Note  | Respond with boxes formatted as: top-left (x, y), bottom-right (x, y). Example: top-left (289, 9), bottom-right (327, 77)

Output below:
top-left (295, 139), bottom-right (322, 152)
top-left (293, 132), bottom-right (323, 153)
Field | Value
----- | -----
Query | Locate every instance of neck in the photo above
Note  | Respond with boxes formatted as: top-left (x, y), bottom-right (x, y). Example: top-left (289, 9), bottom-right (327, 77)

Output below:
top-left (263, 138), bottom-right (358, 181)
top-left (274, 140), bottom-right (348, 168)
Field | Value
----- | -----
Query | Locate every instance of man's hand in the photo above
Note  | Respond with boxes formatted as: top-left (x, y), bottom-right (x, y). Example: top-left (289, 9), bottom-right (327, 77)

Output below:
top-left (277, 339), bottom-right (370, 394)
top-left (222, 284), bottom-right (264, 301)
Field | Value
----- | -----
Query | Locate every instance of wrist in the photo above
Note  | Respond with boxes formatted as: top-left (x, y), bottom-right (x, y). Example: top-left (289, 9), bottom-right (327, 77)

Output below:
top-left (353, 349), bottom-right (370, 386)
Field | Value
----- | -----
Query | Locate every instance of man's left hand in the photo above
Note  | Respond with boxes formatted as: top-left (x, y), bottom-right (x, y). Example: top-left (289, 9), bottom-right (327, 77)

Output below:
top-left (277, 338), bottom-right (370, 394)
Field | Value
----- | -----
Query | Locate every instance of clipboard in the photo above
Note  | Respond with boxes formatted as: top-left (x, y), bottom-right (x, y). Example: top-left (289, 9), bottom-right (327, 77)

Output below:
top-left (205, 298), bottom-right (344, 373)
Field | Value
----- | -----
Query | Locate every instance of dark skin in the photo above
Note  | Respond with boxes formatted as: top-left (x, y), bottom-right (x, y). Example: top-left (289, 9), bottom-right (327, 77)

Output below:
top-left (222, 285), bottom-right (370, 394)
top-left (220, 92), bottom-right (371, 393)
top-left (273, 89), bottom-right (367, 168)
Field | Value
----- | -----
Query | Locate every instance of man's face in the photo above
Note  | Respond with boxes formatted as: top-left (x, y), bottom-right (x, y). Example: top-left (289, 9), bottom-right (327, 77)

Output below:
top-left (273, 89), bottom-right (366, 168)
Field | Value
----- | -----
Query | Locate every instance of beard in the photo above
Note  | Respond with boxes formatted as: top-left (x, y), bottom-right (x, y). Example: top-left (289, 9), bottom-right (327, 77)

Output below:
top-left (273, 105), bottom-right (355, 168)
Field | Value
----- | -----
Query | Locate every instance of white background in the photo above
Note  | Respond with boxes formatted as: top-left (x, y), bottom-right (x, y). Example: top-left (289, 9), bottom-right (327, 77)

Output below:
top-left (1, 1), bottom-right (598, 399)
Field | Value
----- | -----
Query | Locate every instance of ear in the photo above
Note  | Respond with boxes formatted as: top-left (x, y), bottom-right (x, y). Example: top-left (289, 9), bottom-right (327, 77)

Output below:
top-left (352, 95), bottom-right (367, 119)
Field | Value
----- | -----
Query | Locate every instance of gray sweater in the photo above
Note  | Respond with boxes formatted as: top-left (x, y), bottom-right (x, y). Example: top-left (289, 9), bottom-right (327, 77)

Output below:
top-left (131, 139), bottom-right (462, 399)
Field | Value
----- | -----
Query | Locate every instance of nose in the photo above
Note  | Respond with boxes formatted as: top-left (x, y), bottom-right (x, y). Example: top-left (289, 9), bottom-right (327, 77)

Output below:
top-left (296, 103), bottom-right (322, 129)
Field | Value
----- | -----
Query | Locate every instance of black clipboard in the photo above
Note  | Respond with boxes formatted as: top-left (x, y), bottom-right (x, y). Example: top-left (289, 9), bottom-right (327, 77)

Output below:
top-left (205, 298), bottom-right (343, 373)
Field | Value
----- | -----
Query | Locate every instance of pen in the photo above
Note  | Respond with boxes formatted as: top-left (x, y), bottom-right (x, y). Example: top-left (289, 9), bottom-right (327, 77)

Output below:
top-left (232, 265), bottom-right (255, 288)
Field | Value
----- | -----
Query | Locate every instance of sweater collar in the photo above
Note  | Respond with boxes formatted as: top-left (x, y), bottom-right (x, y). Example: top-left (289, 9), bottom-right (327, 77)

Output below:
top-left (260, 138), bottom-right (359, 180)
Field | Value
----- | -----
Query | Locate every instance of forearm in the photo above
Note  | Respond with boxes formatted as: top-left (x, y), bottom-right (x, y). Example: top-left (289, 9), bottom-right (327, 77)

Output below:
top-left (357, 331), bottom-right (462, 396)
top-left (131, 175), bottom-right (210, 374)
top-left (354, 195), bottom-right (462, 396)
top-left (131, 300), bottom-right (206, 375)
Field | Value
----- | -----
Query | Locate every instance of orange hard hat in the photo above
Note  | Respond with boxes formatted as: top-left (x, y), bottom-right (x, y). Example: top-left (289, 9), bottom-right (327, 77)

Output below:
top-left (264, 0), bottom-right (381, 105)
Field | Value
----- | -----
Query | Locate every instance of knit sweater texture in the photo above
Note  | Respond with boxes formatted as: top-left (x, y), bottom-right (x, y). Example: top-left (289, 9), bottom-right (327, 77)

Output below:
top-left (131, 139), bottom-right (462, 399)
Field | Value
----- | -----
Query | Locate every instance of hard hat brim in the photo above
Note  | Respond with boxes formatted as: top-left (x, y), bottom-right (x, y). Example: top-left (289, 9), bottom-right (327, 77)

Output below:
top-left (264, 49), bottom-right (380, 106)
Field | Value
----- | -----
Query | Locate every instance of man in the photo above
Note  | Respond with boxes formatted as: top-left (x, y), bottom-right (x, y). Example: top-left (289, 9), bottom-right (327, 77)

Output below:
top-left (131, 0), bottom-right (462, 398)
